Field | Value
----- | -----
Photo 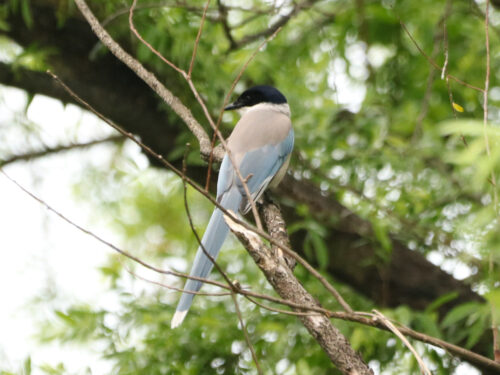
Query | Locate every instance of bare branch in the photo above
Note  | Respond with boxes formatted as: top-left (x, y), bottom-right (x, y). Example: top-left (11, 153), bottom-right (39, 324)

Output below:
top-left (399, 20), bottom-right (484, 93)
top-left (73, 0), bottom-right (213, 155)
top-left (0, 169), bottom-right (228, 290)
top-left (231, 0), bottom-right (320, 50)
top-left (373, 310), bottom-right (431, 375)
top-left (231, 293), bottom-right (263, 375)
top-left (0, 135), bottom-right (123, 167)
top-left (125, 267), bottom-right (231, 297)
top-left (412, 0), bottom-right (450, 141)
top-left (102, 1), bottom-right (218, 27)
top-left (224, 213), bottom-right (373, 375)
top-left (188, 0), bottom-right (211, 77)
top-left (260, 197), bottom-right (353, 313)
top-left (216, 0), bottom-right (236, 49)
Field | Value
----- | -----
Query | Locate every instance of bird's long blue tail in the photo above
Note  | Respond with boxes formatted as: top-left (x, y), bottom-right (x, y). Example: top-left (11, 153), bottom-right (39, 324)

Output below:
top-left (171, 188), bottom-right (241, 328)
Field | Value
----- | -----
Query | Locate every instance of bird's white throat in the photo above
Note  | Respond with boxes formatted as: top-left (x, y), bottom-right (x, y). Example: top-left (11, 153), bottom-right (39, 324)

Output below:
top-left (237, 102), bottom-right (291, 117)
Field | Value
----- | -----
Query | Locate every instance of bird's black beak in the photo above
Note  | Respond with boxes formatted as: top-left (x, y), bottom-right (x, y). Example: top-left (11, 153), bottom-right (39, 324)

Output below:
top-left (224, 101), bottom-right (241, 111)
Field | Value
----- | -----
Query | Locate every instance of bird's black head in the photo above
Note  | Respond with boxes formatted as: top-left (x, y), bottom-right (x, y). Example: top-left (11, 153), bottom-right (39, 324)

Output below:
top-left (224, 85), bottom-right (287, 111)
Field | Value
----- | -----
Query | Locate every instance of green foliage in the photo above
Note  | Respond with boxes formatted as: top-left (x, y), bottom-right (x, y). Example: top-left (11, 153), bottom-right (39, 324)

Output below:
top-left (441, 302), bottom-right (490, 349)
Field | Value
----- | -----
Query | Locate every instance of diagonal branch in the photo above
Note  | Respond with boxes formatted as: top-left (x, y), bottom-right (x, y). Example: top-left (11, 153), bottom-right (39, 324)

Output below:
top-left (0, 135), bottom-right (124, 167)
top-left (230, 0), bottom-right (321, 50)
top-left (224, 213), bottom-right (373, 375)
top-left (73, 0), bottom-right (214, 157)
top-left (399, 19), bottom-right (484, 93)
top-left (373, 310), bottom-right (431, 375)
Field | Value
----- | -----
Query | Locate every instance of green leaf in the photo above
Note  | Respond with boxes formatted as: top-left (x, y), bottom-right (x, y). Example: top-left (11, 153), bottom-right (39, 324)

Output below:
top-left (441, 302), bottom-right (482, 328)
top-left (465, 314), bottom-right (488, 348)
top-left (23, 357), bottom-right (31, 375)
top-left (309, 231), bottom-right (329, 270)
top-left (425, 292), bottom-right (459, 314)
top-left (20, 0), bottom-right (32, 29)
top-left (440, 119), bottom-right (500, 138)
top-left (373, 221), bottom-right (392, 252)
top-left (414, 313), bottom-right (442, 339)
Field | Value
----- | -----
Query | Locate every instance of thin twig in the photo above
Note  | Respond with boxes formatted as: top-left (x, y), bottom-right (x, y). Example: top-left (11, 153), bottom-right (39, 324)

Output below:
top-left (231, 293), bottom-right (263, 375)
top-left (188, 0), bottom-right (211, 77)
top-left (412, 2), bottom-right (448, 142)
top-left (440, 0), bottom-right (460, 124)
top-left (0, 135), bottom-right (124, 167)
top-left (128, 0), bottom-right (184, 74)
top-left (230, 0), bottom-right (319, 50)
top-left (102, 1), bottom-right (216, 27)
top-left (0, 169), bottom-right (228, 290)
top-left (399, 20), bottom-right (484, 93)
top-left (244, 295), bottom-right (322, 317)
top-left (441, 15), bottom-right (449, 81)
top-left (373, 310), bottom-right (432, 375)
top-left (74, 0), bottom-right (212, 153)
top-left (125, 267), bottom-right (231, 297)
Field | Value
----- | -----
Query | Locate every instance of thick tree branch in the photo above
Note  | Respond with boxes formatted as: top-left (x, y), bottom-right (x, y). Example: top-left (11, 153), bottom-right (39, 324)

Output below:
top-left (261, 197), bottom-right (353, 312)
top-left (225, 213), bottom-right (373, 375)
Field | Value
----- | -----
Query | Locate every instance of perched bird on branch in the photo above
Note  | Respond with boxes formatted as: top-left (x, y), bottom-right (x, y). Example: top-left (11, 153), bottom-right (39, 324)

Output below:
top-left (172, 85), bottom-right (294, 328)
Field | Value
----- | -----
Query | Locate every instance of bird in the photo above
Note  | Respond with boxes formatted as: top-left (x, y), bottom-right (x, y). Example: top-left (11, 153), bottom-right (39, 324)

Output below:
top-left (171, 85), bottom-right (294, 328)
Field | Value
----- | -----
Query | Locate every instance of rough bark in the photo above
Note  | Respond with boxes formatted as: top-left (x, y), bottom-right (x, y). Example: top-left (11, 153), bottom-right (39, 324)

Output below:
top-left (227, 205), bottom-right (374, 375)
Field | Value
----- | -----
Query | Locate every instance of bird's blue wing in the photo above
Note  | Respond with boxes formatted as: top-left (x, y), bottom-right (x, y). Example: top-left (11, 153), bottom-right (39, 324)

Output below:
top-left (216, 154), bottom-right (234, 199)
top-left (237, 128), bottom-right (294, 213)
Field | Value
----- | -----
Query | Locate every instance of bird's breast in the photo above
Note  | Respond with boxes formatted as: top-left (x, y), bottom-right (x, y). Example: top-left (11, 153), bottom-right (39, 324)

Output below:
top-left (227, 109), bottom-right (292, 157)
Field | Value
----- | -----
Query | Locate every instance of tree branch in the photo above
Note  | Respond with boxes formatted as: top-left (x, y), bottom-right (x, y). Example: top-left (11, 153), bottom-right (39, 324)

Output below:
top-left (0, 135), bottom-right (124, 167)
top-left (73, 0), bottom-right (214, 158)
top-left (224, 213), bottom-right (373, 375)
top-left (231, 0), bottom-right (321, 49)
